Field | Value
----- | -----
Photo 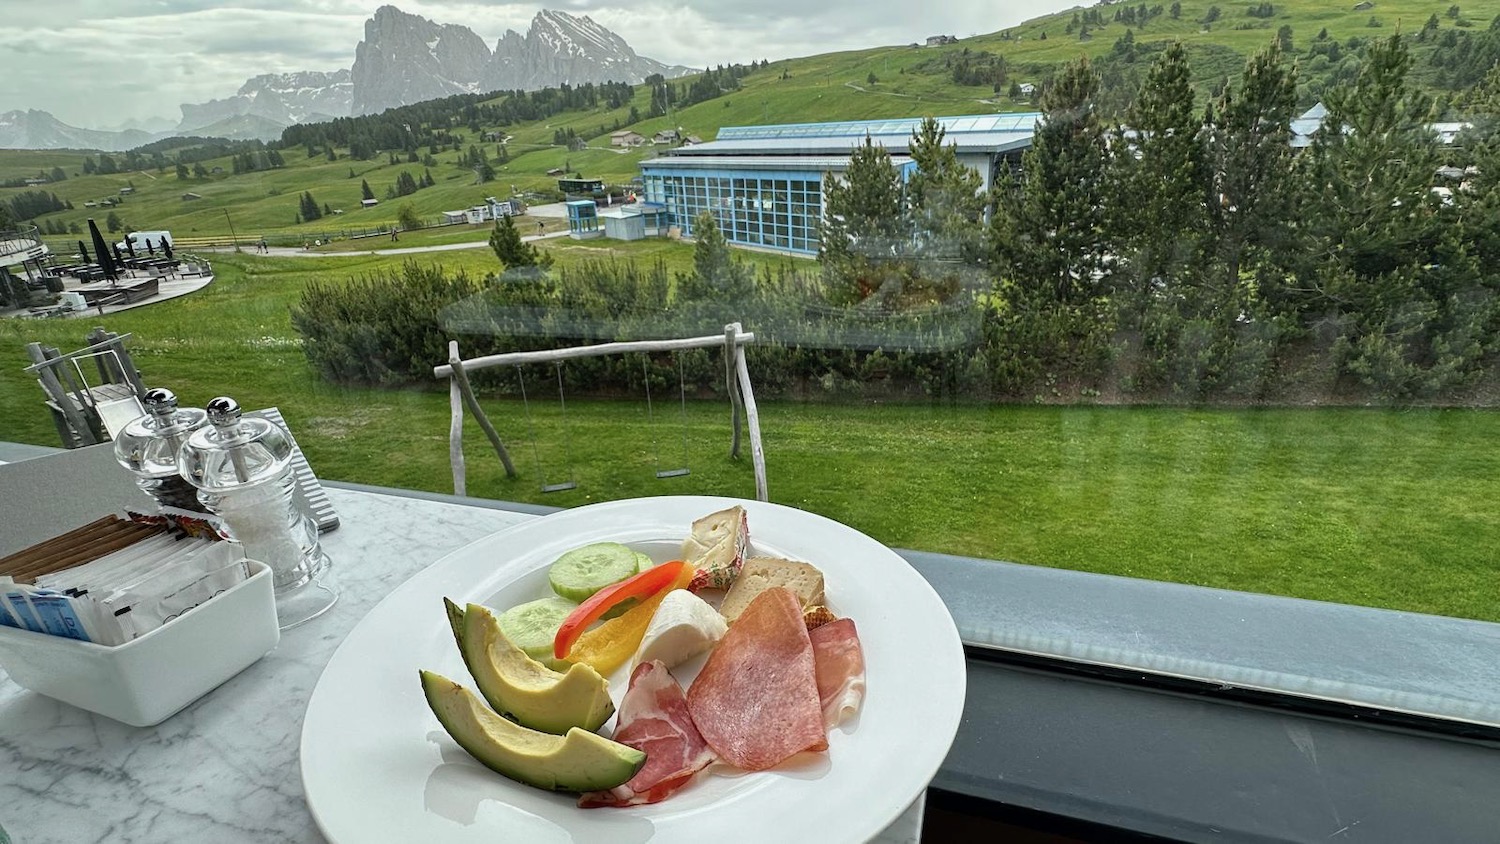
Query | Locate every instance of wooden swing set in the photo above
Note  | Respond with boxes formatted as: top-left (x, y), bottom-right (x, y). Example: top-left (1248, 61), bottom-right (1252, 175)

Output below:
top-left (433, 322), bottom-right (766, 501)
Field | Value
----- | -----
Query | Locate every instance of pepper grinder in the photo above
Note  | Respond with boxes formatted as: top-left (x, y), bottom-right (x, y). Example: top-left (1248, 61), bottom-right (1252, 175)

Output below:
top-left (113, 387), bottom-right (210, 514)
top-left (179, 396), bottom-right (337, 629)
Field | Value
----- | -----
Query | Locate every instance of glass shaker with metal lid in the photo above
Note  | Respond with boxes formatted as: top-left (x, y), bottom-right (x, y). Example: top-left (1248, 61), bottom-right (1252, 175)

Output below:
top-left (178, 396), bottom-right (337, 628)
top-left (112, 387), bottom-right (209, 513)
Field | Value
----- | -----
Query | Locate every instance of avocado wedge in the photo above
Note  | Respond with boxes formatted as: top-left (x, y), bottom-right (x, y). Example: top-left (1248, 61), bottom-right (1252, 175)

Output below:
top-left (420, 670), bottom-right (644, 792)
top-left (460, 602), bottom-right (615, 734)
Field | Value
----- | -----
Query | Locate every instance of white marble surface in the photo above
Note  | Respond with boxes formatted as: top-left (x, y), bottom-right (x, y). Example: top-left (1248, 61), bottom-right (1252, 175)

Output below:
top-left (0, 486), bottom-right (922, 844)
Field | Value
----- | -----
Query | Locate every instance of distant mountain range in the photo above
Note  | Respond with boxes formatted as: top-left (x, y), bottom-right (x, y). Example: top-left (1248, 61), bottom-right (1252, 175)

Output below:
top-left (0, 110), bottom-right (154, 152)
top-left (351, 6), bottom-right (692, 116)
top-left (0, 4), bottom-right (692, 150)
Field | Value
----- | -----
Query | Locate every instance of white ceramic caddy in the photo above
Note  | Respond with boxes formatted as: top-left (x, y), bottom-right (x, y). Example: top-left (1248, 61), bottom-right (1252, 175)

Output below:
top-left (0, 560), bottom-right (279, 727)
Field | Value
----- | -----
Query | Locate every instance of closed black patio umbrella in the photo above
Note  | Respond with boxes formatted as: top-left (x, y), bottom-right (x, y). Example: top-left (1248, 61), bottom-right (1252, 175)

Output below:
top-left (87, 219), bottom-right (118, 283)
top-left (124, 236), bottom-right (137, 258)
top-left (146, 239), bottom-right (156, 255)
top-left (162, 239), bottom-right (174, 260)
top-left (112, 243), bottom-right (123, 263)
top-left (78, 240), bottom-right (90, 263)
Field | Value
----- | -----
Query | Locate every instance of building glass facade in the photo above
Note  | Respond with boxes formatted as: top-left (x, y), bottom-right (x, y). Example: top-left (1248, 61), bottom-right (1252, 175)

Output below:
top-left (642, 168), bottom-right (823, 254)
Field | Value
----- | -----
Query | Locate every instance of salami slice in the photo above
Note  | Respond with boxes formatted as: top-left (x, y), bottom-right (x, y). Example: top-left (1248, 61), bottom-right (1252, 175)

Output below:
top-left (579, 660), bottom-right (716, 808)
top-left (686, 587), bottom-right (827, 771)
top-left (809, 617), bottom-right (866, 729)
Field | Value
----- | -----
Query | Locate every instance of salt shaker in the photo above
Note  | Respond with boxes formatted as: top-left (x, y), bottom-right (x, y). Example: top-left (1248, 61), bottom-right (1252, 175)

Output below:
top-left (179, 396), bottom-right (337, 628)
top-left (113, 387), bottom-right (209, 513)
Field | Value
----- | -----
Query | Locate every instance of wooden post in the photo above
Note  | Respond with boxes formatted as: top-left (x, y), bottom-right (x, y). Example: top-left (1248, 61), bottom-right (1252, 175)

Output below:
top-left (448, 341), bottom-right (467, 496)
top-left (734, 345), bottom-right (768, 502)
top-left (449, 346), bottom-right (519, 479)
top-left (86, 327), bottom-right (115, 385)
top-left (724, 323), bottom-right (743, 459)
top-left (25, 343), bottom-right (96, 447)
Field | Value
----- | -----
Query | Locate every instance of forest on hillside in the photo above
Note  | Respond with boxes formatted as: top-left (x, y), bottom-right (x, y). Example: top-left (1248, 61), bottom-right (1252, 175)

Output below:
top-left (294, 34), bottom-right (1500, 406)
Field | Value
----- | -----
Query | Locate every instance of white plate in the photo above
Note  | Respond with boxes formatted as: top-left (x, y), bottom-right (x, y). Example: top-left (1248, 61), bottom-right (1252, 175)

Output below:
top-left (301, 496), bottom-right (965, 843)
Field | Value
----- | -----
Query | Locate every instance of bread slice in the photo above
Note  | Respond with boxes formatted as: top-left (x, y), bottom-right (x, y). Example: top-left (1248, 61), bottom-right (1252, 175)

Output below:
top-left (718, 557), bottom-right (825, 624)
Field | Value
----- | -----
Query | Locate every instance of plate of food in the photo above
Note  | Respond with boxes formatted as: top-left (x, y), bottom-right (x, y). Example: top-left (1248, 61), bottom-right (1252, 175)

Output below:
top-left (300, 495), bottom-right (965, 843)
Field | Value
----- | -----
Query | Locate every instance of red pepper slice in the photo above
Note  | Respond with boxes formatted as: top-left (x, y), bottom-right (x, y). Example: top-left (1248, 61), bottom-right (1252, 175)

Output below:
top-left (554, 560), bottom-right (689, 660)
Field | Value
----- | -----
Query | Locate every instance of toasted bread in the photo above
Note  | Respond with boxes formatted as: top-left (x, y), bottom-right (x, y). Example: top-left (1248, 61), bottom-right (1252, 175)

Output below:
top-left (802, 605), bottom-right (837, 631)
top-left (719, 557), bottom-right (824, 624)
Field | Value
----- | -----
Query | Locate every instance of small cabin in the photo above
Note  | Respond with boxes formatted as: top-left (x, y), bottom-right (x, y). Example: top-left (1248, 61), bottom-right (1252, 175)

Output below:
top-left (609, 130), bottom-right (647, 148)
top-left (181, 192), bottom-right (202, 201)
top-left (565, 200), bottom-right (602, 239)
top-left (361, 198), bottom-right (379, 208)
top-left (653, 129), bottom-right (680, 144)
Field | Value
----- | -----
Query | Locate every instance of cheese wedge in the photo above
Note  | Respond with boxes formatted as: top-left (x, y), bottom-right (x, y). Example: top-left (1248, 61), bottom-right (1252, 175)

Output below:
top-left (631, 589), bottom-right (728, 671)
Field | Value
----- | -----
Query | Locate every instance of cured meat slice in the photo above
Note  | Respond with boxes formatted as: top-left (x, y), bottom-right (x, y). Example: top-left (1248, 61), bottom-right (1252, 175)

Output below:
top-left (578, 660), bottom-right (715, 807)
top-left (686, 587), bottom-right (827, 771)
top-left (809, 617), bottom-right (866, 730)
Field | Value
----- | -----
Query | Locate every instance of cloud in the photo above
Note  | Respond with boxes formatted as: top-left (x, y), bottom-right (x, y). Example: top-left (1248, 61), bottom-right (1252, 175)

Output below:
top-left (0, 0), bottom-right (1072, 128)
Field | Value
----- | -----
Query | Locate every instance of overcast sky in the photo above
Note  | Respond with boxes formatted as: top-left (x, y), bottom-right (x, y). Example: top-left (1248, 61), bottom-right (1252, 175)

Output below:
top-left (1, 1), bottom-right (1074, 129)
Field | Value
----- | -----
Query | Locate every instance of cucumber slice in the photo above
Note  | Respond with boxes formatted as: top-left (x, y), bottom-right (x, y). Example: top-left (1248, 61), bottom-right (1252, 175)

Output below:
top-left (549, 542), bottom-right (640, 603)
top-left (633, 551), bottom-right (653, 573)
top-left (497, 597), bottom-right (577, 670)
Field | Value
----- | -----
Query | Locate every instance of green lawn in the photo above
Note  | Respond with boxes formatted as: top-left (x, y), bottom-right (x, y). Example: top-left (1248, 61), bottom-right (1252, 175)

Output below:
top-left (2, 250), bottom-right (1497, 623)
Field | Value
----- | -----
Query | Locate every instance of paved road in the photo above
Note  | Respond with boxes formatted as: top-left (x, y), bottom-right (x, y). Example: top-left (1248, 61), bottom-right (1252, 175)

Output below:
top-left (222, 229), bottom-right (569, 259)
top-left (212, 202), bottom-right (574, 258)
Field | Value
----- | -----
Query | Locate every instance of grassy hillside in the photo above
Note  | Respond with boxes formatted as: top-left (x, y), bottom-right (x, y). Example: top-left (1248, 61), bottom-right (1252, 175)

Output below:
top-left (3, 0), bottom-right (1496, 241)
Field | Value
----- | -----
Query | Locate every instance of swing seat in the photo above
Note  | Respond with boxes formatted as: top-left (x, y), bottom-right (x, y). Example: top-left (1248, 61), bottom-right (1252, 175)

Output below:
top-left (655, 468), bottom-right (691, 479)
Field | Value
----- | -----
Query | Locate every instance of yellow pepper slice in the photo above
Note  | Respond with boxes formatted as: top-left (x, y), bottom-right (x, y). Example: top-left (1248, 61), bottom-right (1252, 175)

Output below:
top-left (568, 564), bottom-right (696, 677)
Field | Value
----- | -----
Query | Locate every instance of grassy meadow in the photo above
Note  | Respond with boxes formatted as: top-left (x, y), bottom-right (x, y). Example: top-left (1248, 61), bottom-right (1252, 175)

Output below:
top-left (4, 0), bottom-right (1494, 246)
top-left (1, 247), bottom-right (1497, 623)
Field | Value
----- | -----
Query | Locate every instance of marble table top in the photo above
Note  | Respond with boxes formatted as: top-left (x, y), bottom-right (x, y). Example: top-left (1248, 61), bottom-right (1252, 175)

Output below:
top-left (0, 485), bottom-right (921, 844)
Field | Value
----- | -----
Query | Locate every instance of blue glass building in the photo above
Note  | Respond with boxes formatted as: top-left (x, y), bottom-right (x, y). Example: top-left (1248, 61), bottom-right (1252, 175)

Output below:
top-left (640, 114), bottom-right (1040, 255)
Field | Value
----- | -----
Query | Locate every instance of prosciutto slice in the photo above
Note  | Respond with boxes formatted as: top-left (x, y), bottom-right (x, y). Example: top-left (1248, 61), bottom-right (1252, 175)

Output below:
top-left (809, 618), bottom-right (866, 729)
top-left (686, 587), bottom-right (827, 771)
top-left (578, 660), bottom-right (715, 808)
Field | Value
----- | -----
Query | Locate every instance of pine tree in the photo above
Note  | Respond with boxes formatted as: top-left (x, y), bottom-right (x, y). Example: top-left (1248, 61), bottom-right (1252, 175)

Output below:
top-left (360, 179), bottom-right (375, 201)
top-left (1109, 41), bottom-right (1205, 316)
top-left (300, 191), bottom-right (323, 221)
top-left (817, 134), bottom-right (907, 303)
top-left (907, 116), bottom-right (985, 263)
top-left (1201, 41), bottom-right (1296, 300)
top-left (1294, 34), bottom-right (1485, 396)
top-left (684, 212), bottom-right (751, 300)
top-left (489, 214), bottom-right (552, 273)
top-left (991, 56), bottom-right (1110, 306)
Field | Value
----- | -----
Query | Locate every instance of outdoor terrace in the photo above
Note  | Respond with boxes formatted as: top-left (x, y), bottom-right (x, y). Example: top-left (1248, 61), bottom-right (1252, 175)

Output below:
top-left (1, 439), bottom-right (1496, 842)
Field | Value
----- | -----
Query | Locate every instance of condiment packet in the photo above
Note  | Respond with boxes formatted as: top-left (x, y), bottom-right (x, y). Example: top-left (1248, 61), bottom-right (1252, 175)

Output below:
top-left (102, 543), bottom-right (248, 637)
top-left (4, 590), bottom-right (45, 634)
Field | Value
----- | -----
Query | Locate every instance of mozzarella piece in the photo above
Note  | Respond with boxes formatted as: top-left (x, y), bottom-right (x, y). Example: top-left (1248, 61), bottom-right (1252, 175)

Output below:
top-left (631, 590), bottom-right (728, 671)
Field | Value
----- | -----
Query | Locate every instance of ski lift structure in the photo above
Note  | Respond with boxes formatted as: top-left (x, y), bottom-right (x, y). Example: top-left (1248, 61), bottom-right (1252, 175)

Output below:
top-left (435, 323), bottom-right (766, 501)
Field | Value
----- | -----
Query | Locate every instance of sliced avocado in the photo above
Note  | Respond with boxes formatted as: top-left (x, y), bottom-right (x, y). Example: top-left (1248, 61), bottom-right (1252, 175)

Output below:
top-left (444, 598), bottom-right (467, 651)
top-left (462, 603), bottom-right (615, 734)
top-left (420, 670), bottom-right (644, 792)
